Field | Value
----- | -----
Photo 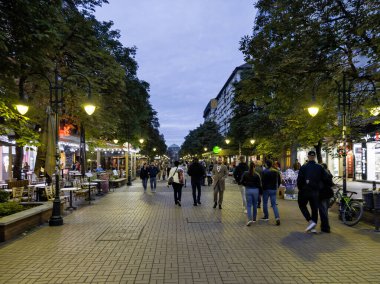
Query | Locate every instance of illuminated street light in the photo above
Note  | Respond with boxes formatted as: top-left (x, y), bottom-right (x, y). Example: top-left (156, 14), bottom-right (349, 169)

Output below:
top-left (250, 139), bottom-right (256, 145)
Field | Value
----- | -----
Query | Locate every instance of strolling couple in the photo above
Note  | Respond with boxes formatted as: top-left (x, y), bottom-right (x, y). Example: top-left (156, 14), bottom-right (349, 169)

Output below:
top-left (297, 151), bottom-right (334, 233)
top-left (236, 157), bottom-right (281, 226)
top-left (140, 162), bottom-right (160, 193)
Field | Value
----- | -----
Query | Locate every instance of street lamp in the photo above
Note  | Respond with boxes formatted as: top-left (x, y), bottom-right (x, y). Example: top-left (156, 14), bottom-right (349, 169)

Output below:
top-left (153, 147), bottom-right (156, 152)
top-left (113, 139), bottom-right (119, 144)
top-left (139, 138), bottom-right (144, 144)
top-left (204, 147), bottom-right (208, 152)
top-left (250, 139), bottom-right (256, 145)
top-left (225, 139), bottom-right (230, 145)
top-left (17, 68), bottom-right (95, 226)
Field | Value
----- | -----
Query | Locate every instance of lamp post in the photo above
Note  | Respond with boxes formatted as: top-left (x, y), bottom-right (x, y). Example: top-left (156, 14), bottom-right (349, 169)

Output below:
top-left (17, 68), bottom-right (95, 226)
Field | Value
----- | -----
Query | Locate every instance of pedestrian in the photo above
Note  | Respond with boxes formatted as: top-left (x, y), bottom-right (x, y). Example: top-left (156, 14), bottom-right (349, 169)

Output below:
top-left (261, 160), bottom-right (281, 226)
top-left (319, 163), bottom-right (334, 233)
top-left (157, 163), bottom-right (163, 180)
top-left (255, 160), bottom-right (264, 208)
top-left (182, 161), bottom-right (188, 188)
top-left (148, 162), bottom-right (159, 192)
top-left (296, 150), bottom-right (329, 233)
top-left (233, 156), bottom-right (249, 213)
top-left (212, 157), bottom-right (228, 209)
top-left (162, 162), bottom-right (167, 180)
top-left (168, 161), bottom-right (184, 206)
top-left (139, 163), bottom-right (149, 192)
top-left (241, 162), bottom-right (262, 226)
top-left (187, 157), bottom-right (206, 206)
top-left (293, 159), bottom-right (301, 171)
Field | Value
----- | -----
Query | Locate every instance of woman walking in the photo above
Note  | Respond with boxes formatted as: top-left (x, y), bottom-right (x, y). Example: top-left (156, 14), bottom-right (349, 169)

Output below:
top-left (168, 161), bottom-right (184, 206)
top-left (241, 162), bottom-right (262, 226)
top-left (261, 160), bottom-right (281, 225)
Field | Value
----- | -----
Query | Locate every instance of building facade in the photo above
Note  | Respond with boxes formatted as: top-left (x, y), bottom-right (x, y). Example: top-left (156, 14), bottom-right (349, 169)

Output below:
top-left (203, 63), bottom-right (251, 136)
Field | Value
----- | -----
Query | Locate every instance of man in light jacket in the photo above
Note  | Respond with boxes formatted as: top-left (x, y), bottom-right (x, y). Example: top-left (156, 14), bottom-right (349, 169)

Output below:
top-left (212, 157), bottom-right (229, 209)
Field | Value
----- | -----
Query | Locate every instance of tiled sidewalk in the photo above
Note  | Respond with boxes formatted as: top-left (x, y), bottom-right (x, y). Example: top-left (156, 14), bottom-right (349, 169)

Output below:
top-left (0, 179), bottom-right (379, 284)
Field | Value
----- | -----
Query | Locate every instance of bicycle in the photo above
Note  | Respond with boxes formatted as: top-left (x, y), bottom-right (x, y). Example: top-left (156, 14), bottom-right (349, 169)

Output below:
top-left (329, 187), bottom-right (364, 226)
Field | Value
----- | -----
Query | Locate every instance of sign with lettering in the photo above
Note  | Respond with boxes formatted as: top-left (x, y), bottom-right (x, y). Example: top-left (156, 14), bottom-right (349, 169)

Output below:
top-left (362, 142), bottom-right (367, 180)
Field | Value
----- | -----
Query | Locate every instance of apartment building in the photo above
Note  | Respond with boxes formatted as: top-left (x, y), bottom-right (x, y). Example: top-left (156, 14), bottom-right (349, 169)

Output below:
top-left (203, 63), bottom-right (251, 136)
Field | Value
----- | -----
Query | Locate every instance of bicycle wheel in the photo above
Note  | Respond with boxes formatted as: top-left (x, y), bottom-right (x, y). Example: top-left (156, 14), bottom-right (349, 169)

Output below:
top-left (342, 200), bottom-right (364, 226)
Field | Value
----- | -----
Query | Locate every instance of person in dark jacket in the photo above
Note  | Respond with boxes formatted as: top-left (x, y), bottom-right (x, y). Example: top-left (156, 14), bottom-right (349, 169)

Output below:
top-left (241, 162), bottom-right (262, 226)
top-left (297, 151), bottom-right (329, 232)
top-left (261, 160), bottom-right (281, 226)
top-left (234, 156), bottom-right (249, 212)
top-left (319, 163), bottom-right (334, 233)
top-left (148, 162), bottom-right (160, 193)
top-left (139, 163), bottom-right (149, 192)
top-left (187, 157), bottom-right (206, 206)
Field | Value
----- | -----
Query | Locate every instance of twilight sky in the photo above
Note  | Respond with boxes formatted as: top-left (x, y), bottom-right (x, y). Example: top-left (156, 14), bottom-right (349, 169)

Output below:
top-left (95, 0), bottom-right (256, 146)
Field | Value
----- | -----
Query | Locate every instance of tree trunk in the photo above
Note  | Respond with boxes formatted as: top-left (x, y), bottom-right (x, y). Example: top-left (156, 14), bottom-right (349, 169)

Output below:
top-left (315, 140), bottom-right (323, 164)
top-left (13, 145), bottom-right (24, 180)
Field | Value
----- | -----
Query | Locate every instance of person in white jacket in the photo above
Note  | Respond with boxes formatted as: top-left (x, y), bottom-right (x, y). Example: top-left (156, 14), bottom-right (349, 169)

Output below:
top-left (168, 161), bottom-right (184, 206)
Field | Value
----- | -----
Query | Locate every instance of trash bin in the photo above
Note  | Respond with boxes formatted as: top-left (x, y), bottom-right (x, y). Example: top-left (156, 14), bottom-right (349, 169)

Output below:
top-left (373, 191), bottom-right (380, 210)
top-left (362, 189), bottom-right (374, 210)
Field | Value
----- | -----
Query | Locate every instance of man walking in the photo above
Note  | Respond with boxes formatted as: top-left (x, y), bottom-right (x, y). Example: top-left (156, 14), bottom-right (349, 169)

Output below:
top-left (233, 156), bottom-right (249, 213)
top-left (212, 157), bottom-right (228, 209)
top-left (297, 151), bottom-right (328, 232)
top-left (148, 162), bottom-right (159, 193)
top-left (187, 157), bottom-right (206, 206)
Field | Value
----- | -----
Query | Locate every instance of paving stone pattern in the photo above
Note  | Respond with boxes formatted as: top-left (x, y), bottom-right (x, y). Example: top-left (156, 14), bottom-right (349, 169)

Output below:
top-left (0, 179), bottom-right (379, 283)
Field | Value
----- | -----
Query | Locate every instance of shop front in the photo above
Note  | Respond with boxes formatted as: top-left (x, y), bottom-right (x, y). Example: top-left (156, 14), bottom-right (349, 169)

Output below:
top-left (353, 132), bottom-right (380, 181)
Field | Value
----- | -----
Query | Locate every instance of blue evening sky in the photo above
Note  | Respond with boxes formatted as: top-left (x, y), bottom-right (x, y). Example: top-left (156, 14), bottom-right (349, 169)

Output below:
top-left (95, 0), bottom-right (256, 146)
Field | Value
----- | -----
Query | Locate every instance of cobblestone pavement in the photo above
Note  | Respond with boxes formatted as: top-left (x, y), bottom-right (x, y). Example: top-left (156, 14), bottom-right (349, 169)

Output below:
top-left (0, 179), bottom-right (379, 284)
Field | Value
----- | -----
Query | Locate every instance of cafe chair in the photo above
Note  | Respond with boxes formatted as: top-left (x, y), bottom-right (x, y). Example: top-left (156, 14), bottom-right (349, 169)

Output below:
top-left (12, 187), bottom-right (24, 201)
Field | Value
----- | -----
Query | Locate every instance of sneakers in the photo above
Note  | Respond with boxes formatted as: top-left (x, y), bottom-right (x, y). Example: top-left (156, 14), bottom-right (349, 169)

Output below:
top-left (310, 229), bottom-right (317, 234)
top-left (177, 201), bottom-right (181, 207)
top-left (213, 203), bottom-right (217, 209)
top-left (246, 220), bottom-right (254, 226)
top-left (197, 201), bottom-right (201, 205)
top-left (244, 209), bottom-right (247, 214)
top-left (305, 220), bottom-right (316, 232)
top-left (261, 217), bottom-right (269, 221)
top-left (193, 203), bottom-right (197, 206)
top-left (275, 219), bottom-right (281, 226)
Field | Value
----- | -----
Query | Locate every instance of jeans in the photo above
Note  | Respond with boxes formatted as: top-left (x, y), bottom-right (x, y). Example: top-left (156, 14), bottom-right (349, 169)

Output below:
top-left (240, 185), bottom-right (246, 208)
top-left (263, 189), bottom-right (280, 219)
top-left (150, 177), bottom-right (157, 191)
top-left (298, 190), bottom-right (319, 224)
top-left (142, 178), bottom-right (148, 191)
top-left (319, 198), bottom-right (330, 231)
top-left (191, 180), bottom-right (202, 203)
top-left (172, 182), bottom-right (183, 203)
top-left (246, 187), bottom-right (259, 221)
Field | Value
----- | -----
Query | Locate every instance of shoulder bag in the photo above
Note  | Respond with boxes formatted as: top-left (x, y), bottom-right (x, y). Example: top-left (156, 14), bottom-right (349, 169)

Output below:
top-left (167, 167), bottom-right (178, 185)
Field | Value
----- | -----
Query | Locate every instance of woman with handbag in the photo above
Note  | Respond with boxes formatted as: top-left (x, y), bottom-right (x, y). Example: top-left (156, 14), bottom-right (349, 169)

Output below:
top-left (168, 161), bottom-right (184, 206)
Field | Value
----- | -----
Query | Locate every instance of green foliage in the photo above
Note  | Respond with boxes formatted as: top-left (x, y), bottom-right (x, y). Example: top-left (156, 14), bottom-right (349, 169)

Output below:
top-left (0, 191), bottom-right (9, 203)
top-left (180, 121), bottom-right (224, 156)
top-left (232, 0), bottom-right (379, 156)
top-left (0, 202), bottom-right (24, 217)
top-left (0, 0), bottom-right (166, 162)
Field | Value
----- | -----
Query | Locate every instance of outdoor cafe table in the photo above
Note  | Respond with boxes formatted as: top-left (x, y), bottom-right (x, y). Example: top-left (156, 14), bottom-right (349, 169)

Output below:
top-left (81, 182), bottom-right (97, 203)
top-left (60, 187), bottom-right (78, 210)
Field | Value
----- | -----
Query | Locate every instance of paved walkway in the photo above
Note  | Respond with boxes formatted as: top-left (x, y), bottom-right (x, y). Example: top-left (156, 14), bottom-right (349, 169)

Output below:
top-left (0, 179), bottom-right (379, 284)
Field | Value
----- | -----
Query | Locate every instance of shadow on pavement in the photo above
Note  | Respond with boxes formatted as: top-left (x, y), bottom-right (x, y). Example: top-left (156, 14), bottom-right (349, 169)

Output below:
top-left (281, 231), bottom-right (347, 262)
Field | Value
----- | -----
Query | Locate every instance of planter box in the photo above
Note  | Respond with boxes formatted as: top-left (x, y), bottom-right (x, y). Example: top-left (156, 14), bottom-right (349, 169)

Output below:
top-left (0, 202), bottom-right (59, 242)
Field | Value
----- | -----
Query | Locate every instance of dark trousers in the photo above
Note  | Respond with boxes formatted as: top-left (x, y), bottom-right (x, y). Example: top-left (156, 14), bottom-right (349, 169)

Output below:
top-left (172, 182), bottom-right (183, 203)
top-left (298, 190), bottom-right (319, 223)
top-left (319, 198), bottom-right (330, 231)
top-left (191, 180), bottom-right (202, 203)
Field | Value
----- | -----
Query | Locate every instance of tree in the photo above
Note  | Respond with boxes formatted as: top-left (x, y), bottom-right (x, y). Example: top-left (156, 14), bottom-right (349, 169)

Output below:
top-left (180, 121), bottom-right (224, 156)
top-left (235, 0), bottom-right (379, 160)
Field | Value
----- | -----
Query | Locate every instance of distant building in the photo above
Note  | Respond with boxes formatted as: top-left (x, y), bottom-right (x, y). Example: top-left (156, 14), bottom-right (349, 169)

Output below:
top-left (167, 144), bottom-right (180, 161)
top-left (203, 63), bottom-right (251, 136)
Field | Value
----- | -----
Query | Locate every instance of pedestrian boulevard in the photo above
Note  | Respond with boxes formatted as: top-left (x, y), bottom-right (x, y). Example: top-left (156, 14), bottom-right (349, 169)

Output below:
top-left (0, 179), bottom-right (379, 284)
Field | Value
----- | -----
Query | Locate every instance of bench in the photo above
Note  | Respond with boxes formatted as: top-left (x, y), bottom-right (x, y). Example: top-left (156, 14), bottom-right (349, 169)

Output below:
top-left (109, 178), bottom-right (127, 189)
